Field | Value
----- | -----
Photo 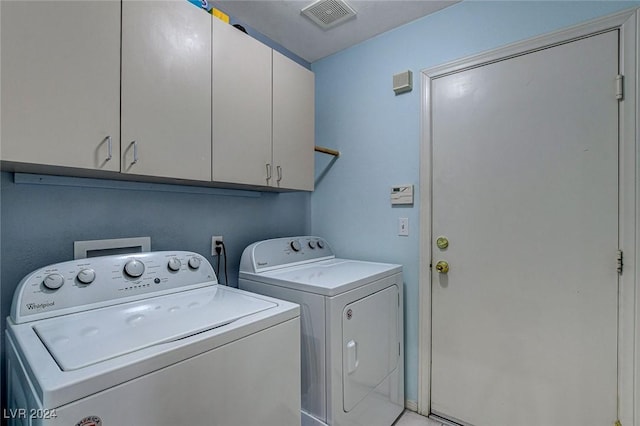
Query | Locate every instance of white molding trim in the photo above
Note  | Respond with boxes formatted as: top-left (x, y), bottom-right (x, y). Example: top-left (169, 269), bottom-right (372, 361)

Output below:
top-left (405, 399), bottom-right (418, 412)
top-left (425, 7), bottom-right (638, 79)
top-left (629, 10), bottom-right (640, 426)
top-left (418, 8), bottom-right (639, 425)
top-left (417, 68), bottom-right (433, 416)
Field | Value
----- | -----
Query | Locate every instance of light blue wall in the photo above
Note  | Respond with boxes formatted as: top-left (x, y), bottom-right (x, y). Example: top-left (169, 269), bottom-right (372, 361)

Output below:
top-left (311, 0), bottom-right (639, 403)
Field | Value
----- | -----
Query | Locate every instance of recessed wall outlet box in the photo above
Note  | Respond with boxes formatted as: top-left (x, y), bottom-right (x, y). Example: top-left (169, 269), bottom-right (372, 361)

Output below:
top-left (393, 70), bottom-right (412, 95)
top-left (391, 184), bottom-right (414, 205)
top-left (74, 237), bottom-right (151, 259)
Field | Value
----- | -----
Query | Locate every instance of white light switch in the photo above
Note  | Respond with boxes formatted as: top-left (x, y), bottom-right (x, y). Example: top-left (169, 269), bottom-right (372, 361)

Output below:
top-left (398, 217), bottom-right (409, 236)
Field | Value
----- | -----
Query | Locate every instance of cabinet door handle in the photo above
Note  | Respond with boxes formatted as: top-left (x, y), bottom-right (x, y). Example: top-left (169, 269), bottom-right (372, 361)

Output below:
top-left (266, 163), bottom-right (272, 181)
top-left (131, 140), bottom-right (138, 165)
top-left (276, 166), bottom-right (282, 183)
top-left (106, 136), bottom-right (113, 161)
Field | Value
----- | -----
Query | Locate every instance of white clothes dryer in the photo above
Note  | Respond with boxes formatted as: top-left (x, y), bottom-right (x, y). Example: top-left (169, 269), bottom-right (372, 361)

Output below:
top-left (6, 251), bottom-right (300, 426)
top-left (239, 236), bottom-right (404, 426)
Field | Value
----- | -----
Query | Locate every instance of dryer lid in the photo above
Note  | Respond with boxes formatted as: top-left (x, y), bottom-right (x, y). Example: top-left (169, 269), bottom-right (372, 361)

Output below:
top-left (33, 285), bottom-right (276, 371)
top-left (249, 259), bottom-right (402, 296)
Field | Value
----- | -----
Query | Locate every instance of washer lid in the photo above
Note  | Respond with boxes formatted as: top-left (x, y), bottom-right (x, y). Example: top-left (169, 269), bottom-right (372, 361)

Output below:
top-left (246, 259), bottom-right (402, 296)
top-left (33, 285), bottom-right (276, 371)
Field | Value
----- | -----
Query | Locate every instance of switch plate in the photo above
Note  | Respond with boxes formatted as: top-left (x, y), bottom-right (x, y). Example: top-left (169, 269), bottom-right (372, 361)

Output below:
top-left (398, 218), bottom-right (409, 236)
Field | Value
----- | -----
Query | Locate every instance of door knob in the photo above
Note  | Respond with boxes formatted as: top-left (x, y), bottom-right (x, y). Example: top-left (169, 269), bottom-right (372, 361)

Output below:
top-left (436, 236), bottom-right (449, 250)
top-left (435, 261), bottom-right (449, 274)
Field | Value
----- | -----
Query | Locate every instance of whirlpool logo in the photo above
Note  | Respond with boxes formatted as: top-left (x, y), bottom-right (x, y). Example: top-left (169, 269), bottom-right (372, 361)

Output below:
top-left (26, 301), bottom-right (55, 310)
top-left (75, 416), bottom-right (101, 426)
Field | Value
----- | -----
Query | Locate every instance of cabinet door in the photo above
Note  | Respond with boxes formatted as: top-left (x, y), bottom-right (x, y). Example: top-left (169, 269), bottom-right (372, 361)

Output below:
top-left (212, 18), bottom-right (272, 187)
top-left (121, 0), bottom-right (211, 181)
top-left (1, 1), bottom-right (120, 171)
top-left (273, 51), bottom-right (315, 191)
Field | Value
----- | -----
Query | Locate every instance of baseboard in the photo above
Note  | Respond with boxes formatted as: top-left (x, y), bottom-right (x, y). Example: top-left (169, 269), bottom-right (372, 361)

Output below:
top-left (405, 399), bottom-right (418, 412)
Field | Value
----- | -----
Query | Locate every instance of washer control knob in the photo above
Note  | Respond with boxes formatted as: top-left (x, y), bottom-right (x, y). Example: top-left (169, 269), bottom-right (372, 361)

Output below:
top-left (43, 273), bottom-right (65, 290)
top-left (77, 268), bottom-right (96, 284)
top-left (188, 257), bottom-right (201, 269)
top-left (167, 257), bottom-right (182, 272)
top-left (290, 240), bottom-right (301, 252)
top-left (308, 240), bottom-right (316, 249)
top-left (124, 259), bottom-right (145, 278)
top-left (316, 240), bottom-right (325, 249)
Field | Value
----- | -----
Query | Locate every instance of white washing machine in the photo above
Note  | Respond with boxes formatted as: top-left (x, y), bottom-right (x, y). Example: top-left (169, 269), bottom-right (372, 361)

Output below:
top-left (239, 236), bottom-right (404, 426)
top-left (6, 251), bottom-right (301, 426)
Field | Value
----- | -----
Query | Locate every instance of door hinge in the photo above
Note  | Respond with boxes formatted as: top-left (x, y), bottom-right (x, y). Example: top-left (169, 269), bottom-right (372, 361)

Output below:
top-left (617, 250), bottom-right (623, 275)
top-left (616, 75), bottom-right (624, 100)
top-left (614, 420), bottom-right (622, 426)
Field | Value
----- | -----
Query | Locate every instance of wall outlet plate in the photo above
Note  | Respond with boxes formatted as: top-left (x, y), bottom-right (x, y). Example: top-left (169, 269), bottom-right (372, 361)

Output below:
top-left (211, 236), bottom-right (223, 256)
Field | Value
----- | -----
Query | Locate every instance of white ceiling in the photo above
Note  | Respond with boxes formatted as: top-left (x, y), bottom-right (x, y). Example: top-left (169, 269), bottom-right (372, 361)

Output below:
top-left (211, 1), bottom-right (460, 63)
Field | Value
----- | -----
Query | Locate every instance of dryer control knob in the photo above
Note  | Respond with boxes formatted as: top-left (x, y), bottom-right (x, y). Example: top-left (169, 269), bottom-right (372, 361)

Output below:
top-left (43, 273), bottom-right (65, 290)
top-left (290, 240), bottom-right (301, 252)
top-left (77, 268), bottom-right (96, 284)
top-left (124, 259), bottom-right (145, 278)
top-left (167, 257), bottom-right (182, 272)
top-left (188, 257), bottom-right (201, 269)
top-left (316, 240), bottom-right (325, 249)
top-left (308, 240), bottom-right (316, 249)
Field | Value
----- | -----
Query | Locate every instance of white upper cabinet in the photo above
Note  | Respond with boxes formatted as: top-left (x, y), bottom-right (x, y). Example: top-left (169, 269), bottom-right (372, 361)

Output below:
top-left (273, 51), bottom-right (315, 191)
top-left (121, 0), bottom-right (212, 181)
top-left (212, 18), bottom-right (272, 187)
top-left (1, 2), bottom-right (313, 191)
top-left (212, 18), bottom-right (315, 190)
top-left (1, 1), bottom-right (121, 171)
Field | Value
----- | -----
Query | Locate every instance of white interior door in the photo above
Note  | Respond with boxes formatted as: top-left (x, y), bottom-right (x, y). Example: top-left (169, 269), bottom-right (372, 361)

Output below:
top-left (430, 31), bottom-right (619, 426)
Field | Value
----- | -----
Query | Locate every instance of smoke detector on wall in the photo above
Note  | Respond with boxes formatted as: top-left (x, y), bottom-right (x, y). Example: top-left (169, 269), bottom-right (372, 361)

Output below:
top-left (301, 0), bottom-right (357, 30)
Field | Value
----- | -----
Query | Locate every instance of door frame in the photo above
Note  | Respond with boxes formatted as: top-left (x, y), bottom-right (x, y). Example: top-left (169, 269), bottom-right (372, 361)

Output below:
top-left (418, 8), bottom-right (639, 425)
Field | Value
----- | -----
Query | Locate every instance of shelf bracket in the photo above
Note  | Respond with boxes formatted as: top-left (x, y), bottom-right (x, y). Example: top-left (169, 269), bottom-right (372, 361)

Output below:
top-left (315, 146), bottom-right (340, 157)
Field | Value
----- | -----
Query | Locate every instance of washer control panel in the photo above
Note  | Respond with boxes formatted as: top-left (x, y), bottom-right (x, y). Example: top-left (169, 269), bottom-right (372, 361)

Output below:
top-left (11, 251), bottom-right (216, 324)
top-left (240, 236), bottom-right (334, 273)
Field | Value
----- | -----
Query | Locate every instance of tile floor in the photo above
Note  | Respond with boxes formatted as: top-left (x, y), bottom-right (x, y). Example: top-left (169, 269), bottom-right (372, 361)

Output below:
top-left (394, 410), bottom-right (443, 426)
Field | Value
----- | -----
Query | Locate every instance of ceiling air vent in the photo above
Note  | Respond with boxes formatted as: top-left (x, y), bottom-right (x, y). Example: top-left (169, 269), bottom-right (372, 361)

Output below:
top-left (301, 0), bottom-right (357, 30)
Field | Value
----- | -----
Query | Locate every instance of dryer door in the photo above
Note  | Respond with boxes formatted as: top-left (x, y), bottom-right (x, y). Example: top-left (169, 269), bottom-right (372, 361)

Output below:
top-left (342, 285), bottom-right (399, 412)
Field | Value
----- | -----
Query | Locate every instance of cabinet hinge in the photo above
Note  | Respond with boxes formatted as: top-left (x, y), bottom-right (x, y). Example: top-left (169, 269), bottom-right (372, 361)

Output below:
top-left (617, 250), bottom-right (623, 275)
top-left (616, 75), bottom-right (624, 100)
top-left (614, 420), bottom-right (622, 426)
